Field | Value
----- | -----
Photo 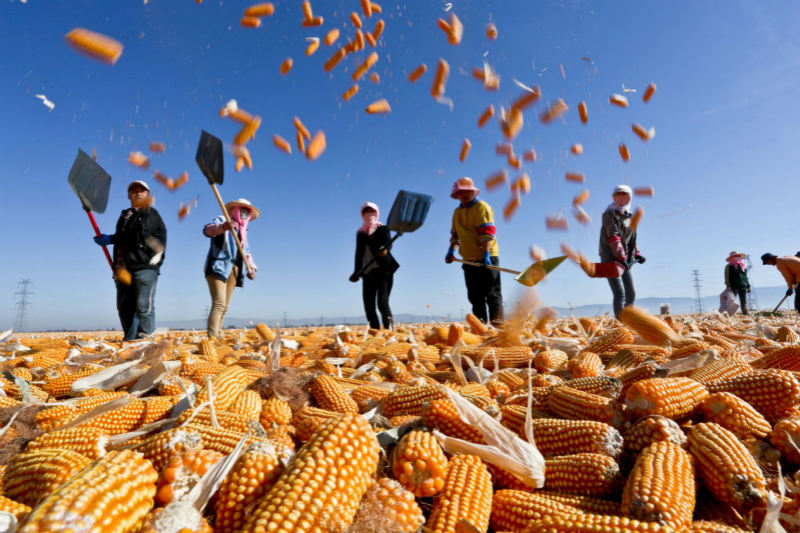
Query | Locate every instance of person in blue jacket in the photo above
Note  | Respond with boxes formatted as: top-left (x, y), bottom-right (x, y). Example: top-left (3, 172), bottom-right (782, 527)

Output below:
top-left (203, 198), bottom-right (259, 338)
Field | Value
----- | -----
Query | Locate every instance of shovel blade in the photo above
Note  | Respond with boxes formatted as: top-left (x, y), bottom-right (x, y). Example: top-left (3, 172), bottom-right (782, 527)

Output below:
top-left (67, 149), bottom-right (111, 213)
top-left (386, 190), bottom-right (434, 233)
top-left (515, 255), bottom-right (567, 287)
top-left (195, 130), bottom-right (224, 185)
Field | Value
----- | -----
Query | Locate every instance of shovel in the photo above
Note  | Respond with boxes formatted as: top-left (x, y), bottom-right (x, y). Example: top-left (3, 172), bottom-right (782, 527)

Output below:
top-left (67, 149), bottom-right (113, 270)
top-left (353, 190), bottom-right (434, 278)
top-left (773, 284), bottom-right (797, 313)
top-left (452, 256), bottom-right (567, 287)
top-left (195, 130), bottom-right (253, 278)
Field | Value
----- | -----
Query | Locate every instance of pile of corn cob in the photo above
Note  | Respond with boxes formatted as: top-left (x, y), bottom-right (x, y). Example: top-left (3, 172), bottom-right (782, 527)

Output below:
top-left (0, 310), bottom-right (799, 532)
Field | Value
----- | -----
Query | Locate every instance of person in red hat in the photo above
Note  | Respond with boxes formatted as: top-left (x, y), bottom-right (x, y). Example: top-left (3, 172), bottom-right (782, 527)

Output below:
top-left (724, 251), bottom-right (751, 314)
top-left (446, 177), bottom-right (503, 325)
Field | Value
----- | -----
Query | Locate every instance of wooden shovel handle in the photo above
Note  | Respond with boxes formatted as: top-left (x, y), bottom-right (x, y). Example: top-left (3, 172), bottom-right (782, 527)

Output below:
top-left (452, 258), bottom-right (520, 275)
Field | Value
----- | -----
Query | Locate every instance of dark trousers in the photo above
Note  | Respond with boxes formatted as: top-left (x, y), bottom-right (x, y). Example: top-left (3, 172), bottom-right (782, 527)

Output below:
top-left (116, 269), bottom-right (158, 341)
top-left (796, 289), bottom-right (800, 313)
top-left (736, 288), bottom-right (749, 315)
top-left (463, 256), bottom-right (504, 325)
top-left (607, 269), bottom-right (635, 318)
top-left (362, 270), bottom-right (393, 329)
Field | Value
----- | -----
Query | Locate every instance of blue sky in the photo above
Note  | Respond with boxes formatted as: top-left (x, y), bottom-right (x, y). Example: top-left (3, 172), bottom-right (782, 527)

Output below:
top-left (2, 0), bottom-right (799, 330)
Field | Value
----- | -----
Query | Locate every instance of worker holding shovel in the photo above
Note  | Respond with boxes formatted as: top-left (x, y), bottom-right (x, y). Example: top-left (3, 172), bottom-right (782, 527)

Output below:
top-left (599, 184), bottom-right (645, 318)
top-left (761, 253), bottom-right (800, 313)
top-left (93, 180), bottom-right (167, 341)
top-left (203, 198), bottom-right (259, 338)
top-left (445, 177), bottom-right (504, 326)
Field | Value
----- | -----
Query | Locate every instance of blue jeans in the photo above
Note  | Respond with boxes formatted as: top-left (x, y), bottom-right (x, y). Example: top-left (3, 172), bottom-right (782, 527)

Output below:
top-left (607, 269), bottom-right (635, 318)
top-left (116, 269), bottom-right (158, 340)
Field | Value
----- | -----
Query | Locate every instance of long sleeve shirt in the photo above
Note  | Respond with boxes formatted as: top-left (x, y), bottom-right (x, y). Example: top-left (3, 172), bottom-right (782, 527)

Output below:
top-left (450, 198), bottom-right (499, 261)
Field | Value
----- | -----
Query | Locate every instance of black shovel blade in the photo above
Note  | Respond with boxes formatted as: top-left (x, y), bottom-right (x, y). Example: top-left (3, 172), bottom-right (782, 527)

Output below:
top-left (67, 149), bottom-right (111, 213)
top-left (195, 130), bottom-right (224, 185)
top-left (386, 190), bottom-right (434, 234)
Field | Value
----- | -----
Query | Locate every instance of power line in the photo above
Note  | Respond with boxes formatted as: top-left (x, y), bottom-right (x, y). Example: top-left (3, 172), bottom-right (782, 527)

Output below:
top-left (13, 279), bottom-right (33, 332)
top-left (691, 270), bottom-right (703, 314)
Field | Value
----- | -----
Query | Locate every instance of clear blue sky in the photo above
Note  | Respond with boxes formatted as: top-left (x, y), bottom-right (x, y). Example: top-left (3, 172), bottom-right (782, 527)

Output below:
top-left (2, 0), bottom-right (799, 330)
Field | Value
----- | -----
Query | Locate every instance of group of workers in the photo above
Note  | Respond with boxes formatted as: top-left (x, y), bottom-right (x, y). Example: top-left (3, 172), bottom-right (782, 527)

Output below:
top-left (91, 178), bottom-right (799, 341)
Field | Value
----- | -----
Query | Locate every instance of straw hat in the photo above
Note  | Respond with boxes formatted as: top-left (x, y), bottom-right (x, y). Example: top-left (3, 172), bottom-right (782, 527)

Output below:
top-left (128, 180), bottom-right (150, 192)
top-left (225, 198), bottom-right (260, 220)
top-left (726, 251), bottom-right (746, 262)
top-left (451, 177), bottom-right (480, 199)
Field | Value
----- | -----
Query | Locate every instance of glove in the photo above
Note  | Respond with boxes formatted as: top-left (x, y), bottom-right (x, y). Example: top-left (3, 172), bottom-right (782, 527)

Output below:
top-left (787, 288), bottom-right (794, 297)
top-left (94, 234), bottom-right (111, 247)
top-left (636, 255), bottom-right (646, 264)
top-left (247, 269), bottom-right (256, 280)
top-left (445, 248), bottom-right (455, 264)
top-left (349, 273), bottom-right (359, 283)
top-left (481, 252), bottom-right (492, 266)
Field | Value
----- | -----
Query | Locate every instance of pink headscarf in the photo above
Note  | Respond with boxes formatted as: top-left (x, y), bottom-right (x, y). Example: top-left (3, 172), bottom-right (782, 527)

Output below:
top-left (359, 202), bottom-right (382, 235)
top-left (230, 206), bottom-right (250, 245)
top-left (727, 255), bottom-right (746, 270)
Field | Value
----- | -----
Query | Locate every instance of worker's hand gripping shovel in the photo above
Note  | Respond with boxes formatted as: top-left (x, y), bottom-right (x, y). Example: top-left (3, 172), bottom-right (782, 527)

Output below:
top-left (195, 130), bottom-right (253, 278)
top-left (451, 256), bottom-right (567, 287)
top-left (67, 149), bottom-right (113, 270)
top-left (773, 283), bottom-right (797, 313)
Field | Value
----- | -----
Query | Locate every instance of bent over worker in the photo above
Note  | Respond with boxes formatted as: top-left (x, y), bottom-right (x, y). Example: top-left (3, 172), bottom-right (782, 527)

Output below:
top-left (761, 253), bottom-right (800, 312)
top-left (445, 177), bottom-right (504, 325)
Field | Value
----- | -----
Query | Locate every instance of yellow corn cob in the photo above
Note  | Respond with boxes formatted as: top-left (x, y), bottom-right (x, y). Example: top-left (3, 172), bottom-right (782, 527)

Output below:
top-left (26, 427), bottom-right (109, 459)
top-left (619, 306), bottom-right (680, 346)
top-left (195, 365), bottom-right (252, 411)
top-left (530, 373), bottom-right (564, 387)
top-left (156, 448), bottom-right (222, 505)
top-left (463, 394), bottom-right (500, 416)
top-left (199, 339), bottom-right (219, 362)
top-left (688, 358), bottom-right (752, 384)
top-left (0, 494), bottom-right (31, 521)
top-left (621, 441), bottom-right (695, 529)
top-left (466, 313), bottom-right (489, 335)
top-left (426, 454), bottom-right (492, 533)
top-left (459, 383), bottom-right (491, 397)
top-left (326, 375), bottom-right (373, 391)
top-left (19, 450), bottom-right (157, 533)
top-left (624, 377), bottom-right (709, 419)
top-left (3, 448), bottom-right (91, 506)
top-left (350, 384), bottom-right (392, 411)
top-left (214, 441), bottom-right (286, 531)
top-left (524, 418), bottom-right (623, 458)
top-left (751, 345), bottom-right (800, 370)
top-left (134, 427), bottom-right (202, 472)
top-left (462, 346), bottom-right (534, 370)
top-left (0, 396), bottom-right (21, 408)
top-left (618, 361), bottom-right (668, 396)
top-left (543, 453), bottom-right (621, 496)
top-left (706, 369), bottom-right (800, 418)
top-left (670, 341), bottom-right (714, 359)
top-left (176, 406), bottom-right (255, 433)
top-left (769, 418), bottom-right (800, 464)
top-left (259, 397), bottom-right (293, 427)
top-left (623, 415), bottom-right (686, 453)
top-left (35, 391), bottom-right (127, 431)
top-left (533, 349), bottom-right (568, 373)
top-left (687, 422), bottom-right (767, 511)
top-left (81, 397), bottom-right (148, 435)
top-left (688, 521), bottom-right (753, 533)
top-left (242, 413), bottom-right (379, 533)
top-left (180, 360), bottom-right (226, 384)
top-left (390, 414), bottom-right (420, 426)
top-left (702, 334), bottom-right (737, 351)
top-left (181, 422), bottom-right (268, 455)
top-left (553, 376), bottom-right (622, 399)
top-left (605, 349), bottom-right (648, 376)
top-left (40, 367), bottom-right (102, 397)
top-left (496, 370), bottom-right (526, 390)
top-left (776, 326), bottom-right (799, 343)
top-left (157, 374), bottom-right (192, 396)
top-left (523, 513), bottom-right (674, 533)
top-left (500, 404), bottom-right (533, 434)
top-left (586, 327), bottom-right (635, 353)
top-left (292, 405), bottom-right (343, 442)
top-left (392, 429), bottom-right (448, 497)
top-left (141, 395), bottom-right (176, 425)
top-left (422, 398), bottom-right (485, 443)
top-left (255, 322), bottom-right (276, 341)
top-left (485, 378), bottom-right (511, 399)
top-left (533, 491), bottom-right (620, 515)
top-left (567, 350), bottom-right (604, 378)
top-left (547, 386), bottom-right (624, 426)
top-left (229, 389), bottom-right (263, 419)
top-left (236, 358), bottom-right (269, 372)
top-left (614, 344), bottom-right (670, 363)
top-left (383, 384), bottom-right (448, 417)
top-left (700, 392), bottom-right (771, 439)
top-left (309, 374), bottom-right (359, 414)
top-left (490, 490), bottom-right (593, 532)
top-left (350, 478), bottom-right (425, 533)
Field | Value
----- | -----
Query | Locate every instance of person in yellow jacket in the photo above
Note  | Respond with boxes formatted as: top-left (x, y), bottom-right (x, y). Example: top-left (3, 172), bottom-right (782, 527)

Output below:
top-left (445, 177), bottom-right (504, 325)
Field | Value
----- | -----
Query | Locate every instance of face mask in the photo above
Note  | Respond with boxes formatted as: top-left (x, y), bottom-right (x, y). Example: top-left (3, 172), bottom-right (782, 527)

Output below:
top-left (239, 208), bottom-right (251, 220)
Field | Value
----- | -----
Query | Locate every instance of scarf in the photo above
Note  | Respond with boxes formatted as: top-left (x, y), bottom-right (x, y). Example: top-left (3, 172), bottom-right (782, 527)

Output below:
top-left (359, 202), bottom-right (382, 235)
top-left (727, 256), bottom-right (746, 270)
top-left (607, 200), bottom-right (631, 217)
top-left (230, 206), bottom-right (250, 245)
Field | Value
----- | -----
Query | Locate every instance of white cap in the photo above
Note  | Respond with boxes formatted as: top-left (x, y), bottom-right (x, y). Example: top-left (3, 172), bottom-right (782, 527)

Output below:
top-left (128, 180), bottom-right (150, 192)
top-left (613, 184), bottom-right (632, 196)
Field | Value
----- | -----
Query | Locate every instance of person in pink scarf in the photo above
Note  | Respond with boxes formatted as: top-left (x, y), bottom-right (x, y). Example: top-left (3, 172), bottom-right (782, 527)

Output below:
top-left (724, 251), bottom-right (751, 315)
top-left (349, 202), bottom-right (399, 329)
top-left (202, 198), bottom-right (259, 338)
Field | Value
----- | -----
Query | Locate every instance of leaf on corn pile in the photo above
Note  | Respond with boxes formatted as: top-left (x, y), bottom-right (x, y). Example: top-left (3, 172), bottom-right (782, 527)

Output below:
top-left (70, 358), bottom-right (147, 393)
top-left (129, 360), bottom-right (182, 396)
top-left (760, 463), bottom-right (788, 533)
top-left (1, 371), bottom-right (37, 405)
top-left (663, 350), bottom-right (719, 375)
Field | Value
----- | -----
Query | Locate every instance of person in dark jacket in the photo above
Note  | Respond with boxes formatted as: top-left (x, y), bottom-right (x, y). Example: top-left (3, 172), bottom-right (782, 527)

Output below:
top-left (203, 198), bottom-right (259, 338)
top-left (349, 202), bottom-right (399, 330)
top-left (724, 251), bottom-right (751, 315)
top-left (93, 180), bottom-right (167, 340)
top-left (599, 184), bottom-right (645, 318)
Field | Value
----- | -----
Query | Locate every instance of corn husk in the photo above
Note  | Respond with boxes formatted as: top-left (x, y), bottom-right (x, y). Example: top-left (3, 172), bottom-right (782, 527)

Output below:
top-left (70, 358), bottom-right (146, 393)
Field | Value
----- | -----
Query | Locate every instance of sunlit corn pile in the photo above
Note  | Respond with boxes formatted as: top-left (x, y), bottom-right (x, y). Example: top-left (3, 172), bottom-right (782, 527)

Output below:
top-left (1, 311), bottom-right (800, 532)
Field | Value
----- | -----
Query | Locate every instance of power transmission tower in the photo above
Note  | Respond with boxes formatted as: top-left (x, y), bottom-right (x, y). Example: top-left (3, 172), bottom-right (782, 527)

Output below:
top-left (745, 255), bottom-right (759, 312)
top-left (691, 270), bottom-right (704, 314)
top-left (13, 279), bottom-right (33, 332)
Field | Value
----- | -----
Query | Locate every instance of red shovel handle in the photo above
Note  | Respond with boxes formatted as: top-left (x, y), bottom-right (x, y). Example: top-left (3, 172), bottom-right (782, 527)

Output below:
top-left (85, 209), bottom-right (113, 270)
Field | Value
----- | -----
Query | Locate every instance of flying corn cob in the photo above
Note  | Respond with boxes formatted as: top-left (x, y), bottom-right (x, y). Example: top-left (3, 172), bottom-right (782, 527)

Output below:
top-left (700, 392), bottom-right (771, 439)
top-left (624, 377), bottom-right (709, 419)
top-left (619, 306), bottom-right (680, 346)
top-left (426, 454), bottom-right (492, 533)
top-left (623, 415), bottom-right (686, 452)
top-left (543, 453), bottom-right (622, 497)
top-left (392, 429), bottom-right (448, 497)
top-left (3, 448), bottom-right (91, 506)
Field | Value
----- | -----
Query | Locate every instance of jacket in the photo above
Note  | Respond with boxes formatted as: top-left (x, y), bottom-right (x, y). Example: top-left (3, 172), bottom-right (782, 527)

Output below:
top-left (352, 226), bottom-right (399, 279)
top-left (203, 215), bottom-right (251, 287)
top-left (450, 198), bottom-right (499, 261)
top-left (599, 206), bottom-right (638, 264)
top-left (110, 207), bottom-right (166, 273)
top-left (776, 256), bottom-right (800, 288)
top-left (725, 264), bottom-right (750, 290)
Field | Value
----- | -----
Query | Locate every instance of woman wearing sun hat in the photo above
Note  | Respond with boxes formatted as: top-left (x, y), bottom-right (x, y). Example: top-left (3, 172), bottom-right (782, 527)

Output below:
top-left (349, 202), bottom-right (399, 330)
top-left (724, 251), bottom-right (751, 315)
top-left (202, 198), bottom-right (259, 338)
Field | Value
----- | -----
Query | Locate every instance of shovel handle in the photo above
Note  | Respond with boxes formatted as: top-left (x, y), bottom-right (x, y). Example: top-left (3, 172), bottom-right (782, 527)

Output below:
top-left (209, 183), bottom-right (254, 277)
top-left (85, 209), bottom-right (113, 270)
top-left (353, 233), bottom-right (401, 279)
top-left (452, 258), bottom-right (520, 275)
top-left (773, 284), bottom-right (797, 313)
